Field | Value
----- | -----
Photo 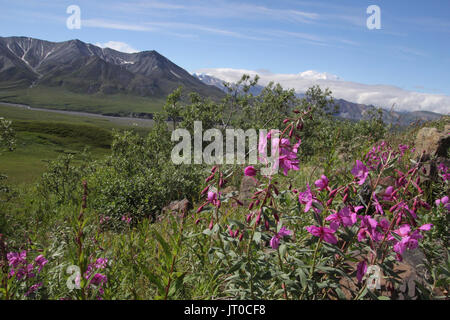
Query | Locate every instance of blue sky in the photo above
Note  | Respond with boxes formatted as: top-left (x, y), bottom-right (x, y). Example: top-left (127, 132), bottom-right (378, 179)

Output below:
top-left (0, 0), bottom-right (449, 113)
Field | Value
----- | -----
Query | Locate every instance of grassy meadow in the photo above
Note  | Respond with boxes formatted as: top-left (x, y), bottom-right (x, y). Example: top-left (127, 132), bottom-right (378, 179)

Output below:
top-left (0, 104), bottom-right (152, 185)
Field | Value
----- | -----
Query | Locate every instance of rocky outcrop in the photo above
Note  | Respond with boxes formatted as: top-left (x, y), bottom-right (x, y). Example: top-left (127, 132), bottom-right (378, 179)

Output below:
top-left (414, 125), bottom-right (450, 160)
top-left (162, 198), bottom-right (190, 214)
top-left (414, 124), bottom-right (450, 183)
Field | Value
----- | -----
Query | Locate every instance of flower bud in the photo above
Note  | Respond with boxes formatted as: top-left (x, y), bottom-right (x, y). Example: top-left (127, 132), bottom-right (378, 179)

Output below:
top-left (201, 185), bottom-right (210, 195)
top-left (326, 198), bottom-right (334, 207)
top-left (255, 211), bottom-right (261, 225)
top-left (329, 189), bottom-right (338, 198)
top-left (209, 218), bottom-right (214, 230)
top-left (197, 203), bottom-right (206, 213)
top-left (343, 193), bottom-right (348, 203)
top-left (273, 212), bottom-right (279, 222)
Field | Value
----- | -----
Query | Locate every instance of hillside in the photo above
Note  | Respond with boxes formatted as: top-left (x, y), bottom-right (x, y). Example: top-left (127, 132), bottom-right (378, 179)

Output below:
top-left (0, 36), bottom-right (224, 114)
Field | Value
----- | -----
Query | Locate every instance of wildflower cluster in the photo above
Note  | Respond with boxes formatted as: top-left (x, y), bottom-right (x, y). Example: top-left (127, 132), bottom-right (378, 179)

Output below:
top-left (193, 108), bottom-right (446, 299)
top-left (3, 248), bottom-right (48, 298)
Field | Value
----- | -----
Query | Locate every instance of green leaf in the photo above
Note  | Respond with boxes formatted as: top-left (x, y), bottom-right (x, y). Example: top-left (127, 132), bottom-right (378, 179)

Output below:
top-left (391, 231), bottom-right (402, 242)
top-left (153, 230), bottom-right (171, 260)
top-left (377, 296), bottom-right (390, 300)
top-left (253, 232), bottom-right (262, 243)
top-left (279, 244), bottom-right (287, 258)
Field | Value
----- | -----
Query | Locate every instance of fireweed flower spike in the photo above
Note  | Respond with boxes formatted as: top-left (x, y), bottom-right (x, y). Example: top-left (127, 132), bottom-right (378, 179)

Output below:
top-left (258, 130), bottom-right (300, 176)
top-left (351, 160), bottom-right (369, 185)
top-left (305, 225), bottom-right (338, 244)
top-left (270, 226), bottom-right (292, 249)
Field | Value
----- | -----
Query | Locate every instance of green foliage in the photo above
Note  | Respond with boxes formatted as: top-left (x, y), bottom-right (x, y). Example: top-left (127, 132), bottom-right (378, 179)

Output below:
top-left (88, 117), bottom-right (203, 229)
top-left (0, 117), bottom-right (16, 153)
top-left (0, 81), bottom-right (448, 300)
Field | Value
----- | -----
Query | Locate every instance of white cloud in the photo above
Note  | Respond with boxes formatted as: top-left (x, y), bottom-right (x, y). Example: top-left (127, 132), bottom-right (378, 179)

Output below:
top-left (95, 41), bottom-right (139, 53)
top-left (196, 68), bottom-right (450, 114)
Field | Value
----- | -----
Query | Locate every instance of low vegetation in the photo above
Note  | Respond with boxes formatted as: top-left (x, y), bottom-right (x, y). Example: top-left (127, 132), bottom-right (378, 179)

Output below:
top-left (0, 76), bottom-right (448, 300)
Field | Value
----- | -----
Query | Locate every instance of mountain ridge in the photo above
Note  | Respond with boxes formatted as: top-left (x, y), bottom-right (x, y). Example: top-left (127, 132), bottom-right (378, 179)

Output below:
top-left (0, 36), bottom-right (224, 99)
top-left (193, 72), bottom-right (443, 126)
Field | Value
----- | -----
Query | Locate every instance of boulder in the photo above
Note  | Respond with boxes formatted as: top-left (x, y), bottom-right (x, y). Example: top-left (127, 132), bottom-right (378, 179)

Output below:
top-left (414, 125), bottom-right (450, 160)
top-left (162, 198), bottom-right (190, 214)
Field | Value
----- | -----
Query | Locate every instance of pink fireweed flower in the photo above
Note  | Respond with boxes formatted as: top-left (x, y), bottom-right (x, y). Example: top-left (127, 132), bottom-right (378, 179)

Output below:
top-left (389, 224), bottom-right (433, 261)
top-left (305, 225), bottom-right (338, 244)
top-left (94, 258), bottom-right (108, 269)
top-left (244, 166), bottom-right (257, 177)
top-left (270, 226), bottom-right (292, 249)
top-left (382, 186), bottom-right (396, 202)
top-left (206, 191), bottom-right (221, 207)
top-left (89, 273), bottom-right (108, 286)
top-left (351, 160), bottom-right (369, 185)
top-left (437, 163), bottom-right (450, 181)
top-left (258, 130), bottom-right (300, 176)
top-left (398, 144), bottom-right (409, 156)
top-left (7, 250), bottom-right (27, 268)
top-left (7, 251), bottom-right (46, 280)
top-left (25, 282), bottom-right (43, 297)
top-left (34, 255), bottom-right (48, 273)
top-left (298, 184), bottom-right (320, 213)
top-left (278, 138), bottom-right (300, 176)
top-left (207, 191), bottom-right (216, 202)
top-left (325, 207), bottom-right (357, 231)
top-left (394, 201), bottom-right (417, 220)
top-left (357, 260), bottom-right (368, 283)
top-left (435, 196), bottom-right (450, 212)
top-left (314, 175), bottom-right (329, 192)
top-left (372, 192), bottom-right (384, 215)
top-left (357, 215), bottom-right (378, 242)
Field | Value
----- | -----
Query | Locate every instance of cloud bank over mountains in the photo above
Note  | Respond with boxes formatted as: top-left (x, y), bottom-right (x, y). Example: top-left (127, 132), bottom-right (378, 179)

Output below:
top-left (94, 41), bottom-right (139, 53)
top-left (196, 68), bottom-right (450, 114)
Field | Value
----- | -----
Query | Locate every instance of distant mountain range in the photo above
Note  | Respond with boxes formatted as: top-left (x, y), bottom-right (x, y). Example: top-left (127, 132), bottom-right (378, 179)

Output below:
top-left (0, 36), bottom-right (443, 125)
top-left (0, 36), bottom-right (223, 98)
top-left (193, 72), bottom-right (443, 126)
